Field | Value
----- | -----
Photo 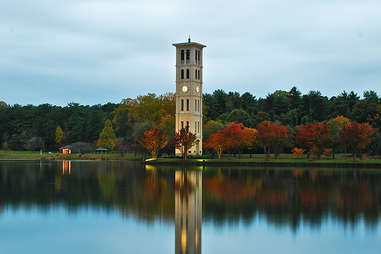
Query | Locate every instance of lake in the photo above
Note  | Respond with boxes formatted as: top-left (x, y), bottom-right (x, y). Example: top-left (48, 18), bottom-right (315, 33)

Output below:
top-left (0, 160), bottom-right (380, 254)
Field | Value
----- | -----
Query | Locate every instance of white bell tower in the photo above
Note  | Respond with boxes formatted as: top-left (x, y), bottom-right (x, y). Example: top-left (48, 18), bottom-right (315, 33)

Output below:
top-left (173, 38), bottom-right (206, 156)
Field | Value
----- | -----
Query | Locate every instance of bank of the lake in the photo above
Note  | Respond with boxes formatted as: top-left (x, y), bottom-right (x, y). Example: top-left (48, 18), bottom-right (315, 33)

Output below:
top-left (2, 150), bottom-right (381, 168)
top-left (145, 156), bottom-right (381, 168)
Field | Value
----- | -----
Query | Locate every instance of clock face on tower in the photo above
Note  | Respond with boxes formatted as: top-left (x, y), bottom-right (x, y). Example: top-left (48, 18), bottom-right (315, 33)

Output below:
top-left (196, 86), bottom-right (200, 93)
top-left (182, 86), bottom-right (188, 93)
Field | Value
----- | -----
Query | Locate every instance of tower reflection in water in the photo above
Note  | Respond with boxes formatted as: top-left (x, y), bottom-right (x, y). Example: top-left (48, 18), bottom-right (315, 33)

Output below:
top-left (175, 170), bottom-right (202, 254)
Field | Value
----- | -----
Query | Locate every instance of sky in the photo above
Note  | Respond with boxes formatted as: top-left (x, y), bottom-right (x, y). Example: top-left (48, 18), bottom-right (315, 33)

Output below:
top-left (1, 0), bottom-right (380, 106)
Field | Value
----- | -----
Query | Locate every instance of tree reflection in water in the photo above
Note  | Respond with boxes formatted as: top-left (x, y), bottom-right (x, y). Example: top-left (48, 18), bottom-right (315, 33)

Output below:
top-left (0, 161), bottom-right (380, 234)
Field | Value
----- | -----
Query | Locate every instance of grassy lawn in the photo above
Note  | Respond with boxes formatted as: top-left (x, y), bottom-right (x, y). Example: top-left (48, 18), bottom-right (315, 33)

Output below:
top-left (0, 150), bottom-right (145, 160)
top-left (2, 150), bottom-right (381, 165)
top-left (148, 153), bottom-right (381, 165)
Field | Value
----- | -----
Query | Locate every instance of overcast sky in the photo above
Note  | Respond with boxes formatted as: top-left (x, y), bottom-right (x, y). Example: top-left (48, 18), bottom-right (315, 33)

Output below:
top-left (1, 0), bottom-right (380, 105)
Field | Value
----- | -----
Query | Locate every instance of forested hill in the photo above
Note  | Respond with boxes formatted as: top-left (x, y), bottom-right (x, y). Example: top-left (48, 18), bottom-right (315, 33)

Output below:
top-left (0, 87), bottom-right (380, 152)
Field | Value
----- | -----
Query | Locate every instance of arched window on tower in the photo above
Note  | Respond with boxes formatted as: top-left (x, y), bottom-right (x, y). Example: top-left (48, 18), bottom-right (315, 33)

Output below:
top-left (181, 50), bottom-right (184, 63)
top-left (195, 70), bottom-right (197, 80)
top-left (186, 99), bottom-right (189, 111)
top-left (186, 50), bottom-right (190, 62)
top-left (198, 70), bottom-right (201, 80)
top-left (181, 99), bottom-right (184, 111)
top-left (186, 69), bottom-right (189, 79)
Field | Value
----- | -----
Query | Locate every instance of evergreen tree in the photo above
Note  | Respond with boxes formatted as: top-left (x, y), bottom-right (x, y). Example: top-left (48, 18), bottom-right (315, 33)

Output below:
top-left (96, 120), bottom-right (118, 150)
top-left (55, 126), bottom-right (64, 148)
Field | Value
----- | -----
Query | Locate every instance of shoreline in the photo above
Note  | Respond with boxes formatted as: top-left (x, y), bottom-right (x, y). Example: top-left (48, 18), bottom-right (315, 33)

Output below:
top-left (145, 159), bottom-right (381, 168)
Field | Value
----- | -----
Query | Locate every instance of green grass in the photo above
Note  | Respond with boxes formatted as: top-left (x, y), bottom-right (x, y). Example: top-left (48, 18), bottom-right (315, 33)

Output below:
top-left (147, 153), bottom-right (381, 166)
top-left (0, 150), bottom-right (145, 161)
top-left (2, 150), bottom-right (381, 165)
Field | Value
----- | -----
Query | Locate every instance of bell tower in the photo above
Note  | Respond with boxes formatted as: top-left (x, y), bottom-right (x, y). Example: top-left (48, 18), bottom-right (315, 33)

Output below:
top-left (173, 39), bottom-right (206, 156)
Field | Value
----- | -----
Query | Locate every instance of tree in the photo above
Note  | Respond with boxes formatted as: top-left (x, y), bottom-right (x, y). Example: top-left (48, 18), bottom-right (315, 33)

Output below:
top-left (173, 126), bottom-right (197, 160)
top-left (296, 122), bottom-right (331, 159)
top-left (203, 120), bottom-right (225, 140)
top-left (339, 122), bottom-right (376, 159)
top-left (204, 132), bottom-right (226, 159)
top-left (96, 120), bottom-right (118, 150)
top-left (139, 127), bottom-right (169, 159)
top-left (204, 122), bottom-right (257, 158)
top-left (226, 109), bottom-right (253, 127)
top-left (326, 116), bottom-right (350, 159)
top-left (256, 121), bottom-right (288, 159)
top-left (55, 126), bottom-right (64, 148)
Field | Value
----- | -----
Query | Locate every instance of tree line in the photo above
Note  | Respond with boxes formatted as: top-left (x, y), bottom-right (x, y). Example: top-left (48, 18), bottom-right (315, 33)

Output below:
top-left (0, 87), bottom-right (381, 156)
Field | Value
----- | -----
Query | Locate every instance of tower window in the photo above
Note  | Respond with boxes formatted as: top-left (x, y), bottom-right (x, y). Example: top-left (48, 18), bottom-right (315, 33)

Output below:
top-left (186, 99), bottom-right (189, 111)
top-left (181, 69), bottom-right (184, 80)
top-left (186, 69), bottom-right (189, 79)
top-left (195, 70), bottom-right (197, 80)
top-left (186, 121), bottom-right (189, 128)
top-left (198, 70), bottom-right (200, 80)
top-left (195, 121), bottom-right (197, 133)
top-left (181, 121), bottom-right (184, 129)
top-left (181, 50), bottom-right (184, 61)
top-left (198, 51), bottom-right (201, 62)
top-left (181, 99), bottom-right (184, 111)
top-left (195, 99), bottom-right (197, 111)
top-left (186, 50), bottom-right (190, 60)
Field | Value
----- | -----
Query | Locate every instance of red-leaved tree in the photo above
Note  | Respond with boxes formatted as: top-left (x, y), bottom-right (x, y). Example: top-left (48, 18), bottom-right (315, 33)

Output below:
top-left (256, 121), bottom-right (288, 158)
top-left (296, 122), bottom-right (331, 159)
top-left (139, 127), bottom-right (169, 159)
top-left (173, 126), bottom-right (197, 160)
top-left (204, 122), bottom-right (257, 158)
top-left (339, 122), bottom-right (376, 159)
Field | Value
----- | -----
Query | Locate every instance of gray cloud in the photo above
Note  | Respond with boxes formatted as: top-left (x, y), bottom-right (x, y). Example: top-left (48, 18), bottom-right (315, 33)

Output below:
top-left (0, 0), bottom-right (380, 105)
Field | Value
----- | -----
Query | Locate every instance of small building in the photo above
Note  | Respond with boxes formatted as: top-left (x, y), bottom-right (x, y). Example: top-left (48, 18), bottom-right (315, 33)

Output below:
top-left (96, 147), bottom-right (109, 153)
top-left (59, 145), bottom-right (72, 154)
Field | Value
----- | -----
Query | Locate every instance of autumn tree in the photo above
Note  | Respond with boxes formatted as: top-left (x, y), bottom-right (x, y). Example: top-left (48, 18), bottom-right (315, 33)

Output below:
top-left (326, 116), bottom-right (350, 159)
top-left (173, 126), bottom-right (197, 160)
top-left (139, 127), bottom-right (169, 159)
top-left (96, 120), bottom-right (119, 150)
top-left (339, 122), bottom-right (376, 159)
top-left (296, 122), bottom-right (331, 159)
top-left (55, 126), bottom-right (64, 148)
top-left (204, 132), bottom-right (226, 159)
top-left (205, 122), bottom-right (256, 158)
top-left (256, 121), bottom-right (288, 159)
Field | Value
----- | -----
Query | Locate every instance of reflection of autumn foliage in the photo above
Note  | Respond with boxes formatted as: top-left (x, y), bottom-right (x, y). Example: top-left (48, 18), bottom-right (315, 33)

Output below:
top-left (204, 174), bottom-right (262, 203)
top-left (256, 188), bottom-right (288, 207)
top-left (338, 184), bottom-right (376, 212)
top-left (293, 170), bottom-right (304, 178)
top-left (298, 187), bottom-right (330, 209)
top-left (142, 176), bottom-right (169, 200)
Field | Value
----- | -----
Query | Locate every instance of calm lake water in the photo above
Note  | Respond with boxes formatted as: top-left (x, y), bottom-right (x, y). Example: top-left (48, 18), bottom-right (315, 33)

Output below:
top-left (0, 160), bottom-right (380, 254)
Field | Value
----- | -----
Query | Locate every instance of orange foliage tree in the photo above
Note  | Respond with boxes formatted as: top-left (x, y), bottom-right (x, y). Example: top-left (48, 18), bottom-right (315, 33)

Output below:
top-left (256, 121), bottom-right (288, 158)
top-left (139, 127), bottom-right (168, 159)
top-left (173, 126), bottom-right (197, 160)
top-left (339, 122), bottom-right (376, 159)
top-left (204, 122), bottom-right (257, 158)
top-left (292, 147), bottom-right (305, 157)
top-left (296, 122), bottom-right (331, 159)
